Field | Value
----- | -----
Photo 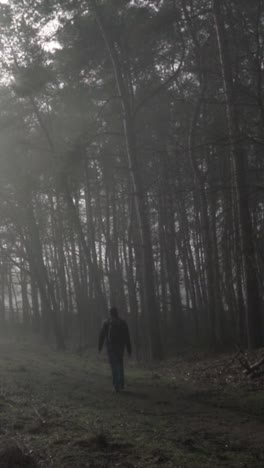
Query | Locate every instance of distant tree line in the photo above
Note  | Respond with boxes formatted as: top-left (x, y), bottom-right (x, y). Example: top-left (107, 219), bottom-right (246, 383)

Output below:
top-left (0, 0), bottom-right (263, 358)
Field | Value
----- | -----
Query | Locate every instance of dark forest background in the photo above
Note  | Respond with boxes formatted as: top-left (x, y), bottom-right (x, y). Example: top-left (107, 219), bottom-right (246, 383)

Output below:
top-left (0, 0), bottom-right (263, 359)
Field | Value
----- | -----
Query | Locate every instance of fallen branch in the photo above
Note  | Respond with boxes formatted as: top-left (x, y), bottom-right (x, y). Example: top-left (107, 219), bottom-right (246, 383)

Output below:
top-left (238, 352), bottom-right (264, 377)
top-left (239, 355), bottom-right (251, 373)
top-left (32, 406), bottom-right (46, 425)
top-left (247, 355), bottom-right (264, 373)
top-left (225, 349), bottom-right (243, 370)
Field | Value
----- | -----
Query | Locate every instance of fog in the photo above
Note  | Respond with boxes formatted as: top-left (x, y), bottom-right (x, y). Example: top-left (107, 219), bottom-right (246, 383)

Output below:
top-left (0, 1), bottom-right (263, 465)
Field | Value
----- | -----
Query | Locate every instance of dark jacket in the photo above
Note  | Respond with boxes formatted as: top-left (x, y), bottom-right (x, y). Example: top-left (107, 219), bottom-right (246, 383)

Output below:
top-left (98, 317), bottom-right (132, 355)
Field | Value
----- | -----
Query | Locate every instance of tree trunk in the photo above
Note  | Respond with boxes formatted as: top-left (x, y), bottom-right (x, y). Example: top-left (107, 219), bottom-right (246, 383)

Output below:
top-left (213, 0), bottom-right (263, 348)
top-left (21, 192), bottom-right (65, 350)
top-left (91, 0), bottom-right (163, 359)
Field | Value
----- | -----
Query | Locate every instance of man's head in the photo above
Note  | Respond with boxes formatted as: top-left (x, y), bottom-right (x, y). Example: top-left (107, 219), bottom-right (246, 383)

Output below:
top-left (109, 306), bottom-right (118, 319)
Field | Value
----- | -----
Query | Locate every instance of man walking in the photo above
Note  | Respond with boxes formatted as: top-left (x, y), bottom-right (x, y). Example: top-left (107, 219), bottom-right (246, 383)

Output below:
top-left (98, 307), bottom-right (132, 392)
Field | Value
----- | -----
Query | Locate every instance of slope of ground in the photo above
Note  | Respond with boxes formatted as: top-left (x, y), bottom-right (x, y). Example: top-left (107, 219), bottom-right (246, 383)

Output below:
top-left (0, 334), bottom-right (263, 467)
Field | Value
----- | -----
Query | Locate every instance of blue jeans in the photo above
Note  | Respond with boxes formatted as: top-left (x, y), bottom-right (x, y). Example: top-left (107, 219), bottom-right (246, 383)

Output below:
top-left (107, 348), bottom-right (124, 391)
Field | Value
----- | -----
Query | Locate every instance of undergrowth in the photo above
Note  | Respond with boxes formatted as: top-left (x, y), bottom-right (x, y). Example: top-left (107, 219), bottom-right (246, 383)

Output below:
top-left (0, 333), bottom-right (263, 467)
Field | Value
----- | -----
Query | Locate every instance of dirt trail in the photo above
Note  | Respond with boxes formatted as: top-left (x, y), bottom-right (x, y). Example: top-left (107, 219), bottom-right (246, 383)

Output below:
top-left (0, 337), bottom-right (263, 467)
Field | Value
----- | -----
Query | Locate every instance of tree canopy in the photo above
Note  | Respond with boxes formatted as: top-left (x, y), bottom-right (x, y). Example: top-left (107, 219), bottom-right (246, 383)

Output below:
top-left (0, 0), bottom-right (263, 357)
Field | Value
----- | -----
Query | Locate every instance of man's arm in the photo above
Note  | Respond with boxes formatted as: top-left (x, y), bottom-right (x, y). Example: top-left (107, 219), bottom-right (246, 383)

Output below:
top-left (98, 321), bottom-right (108, 352)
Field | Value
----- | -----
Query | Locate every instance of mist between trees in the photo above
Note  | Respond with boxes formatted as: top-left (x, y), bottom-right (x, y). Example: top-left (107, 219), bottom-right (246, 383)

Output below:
top-left (0, 0), bottom-right (263, 359)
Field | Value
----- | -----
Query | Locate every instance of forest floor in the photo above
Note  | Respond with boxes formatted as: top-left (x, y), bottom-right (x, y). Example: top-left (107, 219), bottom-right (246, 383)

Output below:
top-left (0, 334), bottom-right (263, 467)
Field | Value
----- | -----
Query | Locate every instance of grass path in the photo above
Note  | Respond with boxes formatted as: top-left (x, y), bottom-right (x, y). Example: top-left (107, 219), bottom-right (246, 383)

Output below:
top-left (0, 336), bottom-right (263, 467)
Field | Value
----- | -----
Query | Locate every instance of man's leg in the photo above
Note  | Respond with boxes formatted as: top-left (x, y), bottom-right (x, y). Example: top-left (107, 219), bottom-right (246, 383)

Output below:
top-left (108, 349), bottom-right (118, 390)
top-left (116, 353), bottom-right (125, 390)
top-left (108, 350), bottom-right (119, 391)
